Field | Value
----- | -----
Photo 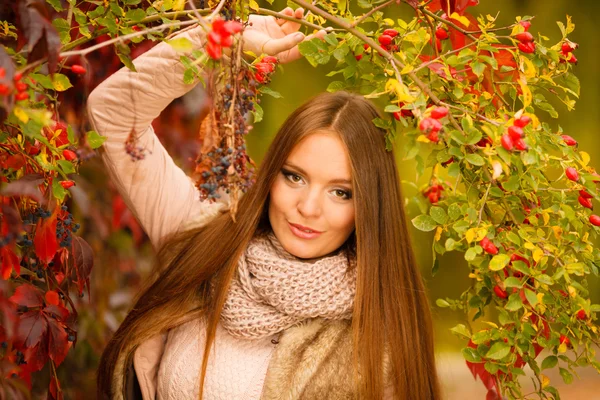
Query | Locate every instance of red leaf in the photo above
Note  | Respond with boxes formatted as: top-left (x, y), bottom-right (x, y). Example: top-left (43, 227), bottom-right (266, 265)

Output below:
top-left (47, 318), bottom-right (70, 366)
top-left (0, 173), bottom-right (45, 204)
top-left (427, 0), bottom-right (478, 15)
top-left (1, 245), bottom-right (20, 280)
top-left (49, 375), bottom-right (64, 400)
top-left (17, 0), bottom-right (61, 74)
top-left (15, 310), bottom-right (47, 349)
top-left (71, 236), bottom-right (94, 296)
top-left (21, 332), bottom-right (49, 373)
top-left (44, 290), bottom-right (59, 306)
top-left (34, 206), bottom-right (58, 264)
top-left (9, 284), bottom-right (43, 308)
top-left (43, 304), bottom-right (69, 321)
top-left (5, 154), bottom-right (26, 170)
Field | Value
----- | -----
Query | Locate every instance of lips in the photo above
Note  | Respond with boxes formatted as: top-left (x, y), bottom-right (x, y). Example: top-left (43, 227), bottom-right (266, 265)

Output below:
top-left (288, 222), bottom-right (323, 240)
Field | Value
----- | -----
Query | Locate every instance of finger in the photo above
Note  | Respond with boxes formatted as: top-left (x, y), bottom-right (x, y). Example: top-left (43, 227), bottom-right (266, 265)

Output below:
top-left (279, 30), bottom-right (327, 64)
top-left (263, 32), bottom-right (305, 57)
top-left (275, 7), bottom-right (293, 25)
top-left (280, 7), bottom-right (304, 35)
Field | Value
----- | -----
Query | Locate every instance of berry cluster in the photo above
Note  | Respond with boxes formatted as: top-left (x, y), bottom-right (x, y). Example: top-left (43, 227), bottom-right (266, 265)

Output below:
top-left (392, 101), bottom-right (414, 120)
top-left (254, 56), bottom-right (277, 84)
top-left (0, 69), bottom-right (29, 101)
top-left (501, 115), bottom-right (530, 151)
top-left (418, 106), bottom-right (448, 143)
top-left (560, 40), bottom-right (578, 64)
top-left (377, 29), bottom-right (399, 52)
top-left (206, 18), bottom-right (243, 60)
top-left (125, 129), bottom-right (148, 161)
top-left (56, 205), bottom-right (80, 248)
top-left (423, 183), bottom-right (444, 204)
top-left (516, 20), bottom-right (535, 54)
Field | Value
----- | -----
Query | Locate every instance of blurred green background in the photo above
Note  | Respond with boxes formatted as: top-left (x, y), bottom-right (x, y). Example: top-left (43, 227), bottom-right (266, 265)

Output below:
top-left (248, 0), bottom-right (600, 355)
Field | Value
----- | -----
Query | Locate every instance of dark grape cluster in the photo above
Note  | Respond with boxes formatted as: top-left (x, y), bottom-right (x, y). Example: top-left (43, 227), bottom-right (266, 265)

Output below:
top-left (56, 205), bottom-right (80, 248)
top-left (125, 130), bottom-right (149, 161)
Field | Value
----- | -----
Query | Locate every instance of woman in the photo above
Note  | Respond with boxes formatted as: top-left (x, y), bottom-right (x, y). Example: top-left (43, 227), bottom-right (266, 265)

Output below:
top-left (88, 7), bottom-right (441, 400)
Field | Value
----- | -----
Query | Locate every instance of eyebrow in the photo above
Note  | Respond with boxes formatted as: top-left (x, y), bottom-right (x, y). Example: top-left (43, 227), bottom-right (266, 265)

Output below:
top-left (283, 162), bottom-right (352, 185)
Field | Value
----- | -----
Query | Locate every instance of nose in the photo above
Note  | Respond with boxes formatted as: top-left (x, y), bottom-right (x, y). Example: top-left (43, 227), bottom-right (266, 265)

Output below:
top-left (297, 188), bottom-right (322, 219)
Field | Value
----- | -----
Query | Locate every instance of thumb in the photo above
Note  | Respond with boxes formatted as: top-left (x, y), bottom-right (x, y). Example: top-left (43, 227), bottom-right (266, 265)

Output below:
top-left (263, 32), bottom-right (305, 55)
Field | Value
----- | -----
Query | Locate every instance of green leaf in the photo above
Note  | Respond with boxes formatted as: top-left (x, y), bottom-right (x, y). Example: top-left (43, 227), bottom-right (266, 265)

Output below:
top-left (542, 355), bottom-right (558, 370)
top-left (86, 130), bottom-right (107, 149)
top-left (67, 126), bottom-right (76, 144)
top-left (484, 361), bottom-right (500, 374)
top-left (52, 178), bottom-right (68, 202)
top-left (167, 37), bottom-right (193, 52)
top-left (465, 247), bottom-right (478, 261)
top-left (259, 86), bottom-right (283, 98)
top-left (462, 347), bottom-right (481, 363)
top-left (436, 298), bottom-right (450, 307)
top-left (503, 175), bottom-right (520, 192)
top-left (472, 61), bottom-right (486, 77)
top-left (252, 103), bottom-right (263, 123)
top-left (535, 274), bottom-right (554, 285)
top-left (485, 342), bottom-right (510, 360)
top-left (559, 367), bottom-right (573, 384)
top-left (411, 215), bottom-right (437, 232)
top-left (46, 0), bottom-right (64, 11)
top-left (450, 324), bottom-right (471, 339)
top-left (125, 8), bottom-right (146, 22)
top-left (30, 73), bottom-right (54, 90)
top-left (52, 74), bottom-right (72, 92)
top-left (505, 293), bottom-right (523, 311)
top-left (503, 277), bottom-right (522, 288)
top-left (447, 203), bottom-right (462, 221)
top-left (489, 254), bottom-right (510, 271)
top-left (524, 288), bottom-right (538, 307)
top-left (57, 160), bottom-right (75, 175)
top-left (326, 81), bottom-right (346, 92)
top-left (465, 154), bottom-right (485, 166)
top-left (448, 162), bottom-right (460, 178)
top-left (430, 206), bottom-right (448, 224)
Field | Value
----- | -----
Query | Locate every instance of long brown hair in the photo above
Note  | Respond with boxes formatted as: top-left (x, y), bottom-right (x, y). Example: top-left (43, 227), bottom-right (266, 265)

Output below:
top-left (97, 91), bottom-right (441, 399)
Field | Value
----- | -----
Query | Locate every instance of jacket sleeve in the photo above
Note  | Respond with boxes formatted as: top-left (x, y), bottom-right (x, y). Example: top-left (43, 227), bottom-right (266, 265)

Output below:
top-left (87, 25), bottom-right (227, 252)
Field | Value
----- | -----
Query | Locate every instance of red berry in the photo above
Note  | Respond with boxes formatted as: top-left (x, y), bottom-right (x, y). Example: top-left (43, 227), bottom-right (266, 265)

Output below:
top-left (15, 92), bottom-right (29, 101)
top-left (13, 72), bottom-right (22, 81)
top-left (441, 157), bottom-right (455, 167)
top-left (514, 138), bottom-right (528, 151)
top-left (558, 289), bottom-right (569, 298)
top-left (494, 285), bottom-right (508, 299)
top-left (427, 191), bottom-right (440, 204)
top-left (514, 115), bottom-right (531, 128)
top-left (518, 41), bottom-right (536, 54)
top-left (428, 131), bottom-right (439, 143)
top-left (419, 117), bottom-right (442, 133)
top-left (71, 64), bottom-right (86, 74)
top-left (430, 106), bottom-right (449, 119)
top-left (561, 135), bottom-right (577, 146)
top-left (590, 214), bottom-right (600, 227)
top-left (393, 111), bottom-right (401, 121)
top-left (565, 167), bottom-right (579, 182)
top-left (435, 28), bottom-right (449, 40)
top-left (576, 310), bottom-right (587, 320)
top-left (578, 196), bottom-right (593, 209)
top-left (262, 56), bottom-right (278, 64)
top-left (355, 54), bottom-right (363, 61)
top-left (559, 335), bottom-right (570, 346)
top-left (501, 134), bottom-right (514, 151)
top-left (579, 190), bottom-right (593, 199)
top-left (223, 20), bottom-right (243, 35)
top-left (206, 41), bottom-right (222, 59)
top-left (132, 25), bottom-right (141, 32)
top-left (256, 62), bottom-right (275, 74)
top-left (378, 35), bottom-right (393, 46)
top-left (508, 125), bottom-right (523, 140)
top-left (515, 32), bottom-right (534, 43)
top-left (254, 71), bottom-right (266, 84)
top-left (62, 149), bottom-right (78, 161)
top-left (480, 237), bottom-right (498, 255)
top-left (561, 41), bottom-right (578, 54)
top-left (0, 67), bottom-right (5, 78)
top-left (15, 82), bottom-right (27, 92)
top-left (0, 84), bottom-right (10, 96)
top-left (60, 180), bottom-right (75, 189)
top-left (383, 29), bottom-right (399, 38)
top-left (363, 43), bottom-right (369, 50)
top-left (519, 21), bottom-right (532, 31)
top-left (567, 54), bottom-right (578, 65)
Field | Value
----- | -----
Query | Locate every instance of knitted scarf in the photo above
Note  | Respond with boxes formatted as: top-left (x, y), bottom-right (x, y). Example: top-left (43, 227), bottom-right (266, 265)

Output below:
top-left (220, 232), bottom-right (357, 339)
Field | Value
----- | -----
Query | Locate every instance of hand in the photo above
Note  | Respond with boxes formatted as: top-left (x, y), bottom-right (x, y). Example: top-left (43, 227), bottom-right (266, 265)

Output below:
top-left (243, 7), bottom-right (327, 64)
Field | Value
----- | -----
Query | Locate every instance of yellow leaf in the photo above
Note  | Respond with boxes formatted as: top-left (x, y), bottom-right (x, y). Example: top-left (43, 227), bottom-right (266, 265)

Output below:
top-left (482, 321), bottom-right (498, 329)
top-left (518, 74), bottom-right (532, 107)
top-left (537, 292), bottom-right (545, 305)
top-left (520, 55), bottom-right (536, 79)
top-left (465, 228), bottom-right (476, 244)
top-left (541, 374), bottom-right (550, 388)
top-left (533, 248), bottom-right (544, 262)
top-left (551, 226), bottom-right (563, 240)
top-left (385, 79), bottom-right (415, 103)
top-left (416, 135), bottom-right (430, 143)
top-left (249, 0), bottom-right (259, 11)
top-left (172, 0), bottom-right (185, 10)
top-left (434, 226), bottom-right (443, 241)
top-left (567, 285), bottom-right (577, 297)
top-left (542, 212), bottom-right (550, 226)
top-left (558, 342), bottom-right (567, 353)
top-left (580, 151), bottom-right (590, 167)
top-left (524, 242), bottom-right (535, 250)
top-left (383, 18), bottom-right (394, 26)
top-left (13, 106), bottom-right (29, 123)
top-left (449, 12), bottom-right (470, 27)
top-left (400, 64), bottom-right (414, 74)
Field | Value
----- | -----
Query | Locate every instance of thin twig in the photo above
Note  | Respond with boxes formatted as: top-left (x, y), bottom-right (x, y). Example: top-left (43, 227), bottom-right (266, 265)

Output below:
top-left (209, 0), bottom-right (228, 20)
top-left (257, 8), bottom-right (332, 32)
top-left (349, 0), bottom-right (395, 28)
top-left (478, 183), bottom-right (492, 225)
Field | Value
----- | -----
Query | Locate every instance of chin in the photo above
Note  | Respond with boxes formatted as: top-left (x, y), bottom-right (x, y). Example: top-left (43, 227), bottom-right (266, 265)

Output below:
top-left (280, 235), bottom-right (322, 259)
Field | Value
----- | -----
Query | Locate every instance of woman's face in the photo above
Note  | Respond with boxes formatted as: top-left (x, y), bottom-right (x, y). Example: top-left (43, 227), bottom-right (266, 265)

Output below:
top-left (268, 132), bottom-right (355, 259)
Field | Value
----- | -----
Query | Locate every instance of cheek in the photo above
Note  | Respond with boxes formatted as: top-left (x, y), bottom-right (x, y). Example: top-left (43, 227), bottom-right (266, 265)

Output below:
top-left (326, 203), bottom-right (355, 233)
top-left (269, 179), bottom-right (292, 216)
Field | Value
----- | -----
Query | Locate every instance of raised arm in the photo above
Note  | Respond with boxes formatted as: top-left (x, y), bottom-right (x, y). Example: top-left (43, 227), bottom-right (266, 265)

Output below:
top-left (86, 8), bottom-right (324, 251)
top-left (87, 25), bottom-right (225, 252)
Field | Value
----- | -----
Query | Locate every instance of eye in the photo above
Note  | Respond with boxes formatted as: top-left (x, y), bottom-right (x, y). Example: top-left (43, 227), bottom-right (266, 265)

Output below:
top-left (282, 170), bottom-right (304, 184)
top-left (332, 189), bottom-right (352, 200)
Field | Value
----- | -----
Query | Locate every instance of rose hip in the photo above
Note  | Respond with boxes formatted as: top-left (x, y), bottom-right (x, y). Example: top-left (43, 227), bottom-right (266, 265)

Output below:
top-left (565, 167), bottom-right (579, 182)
